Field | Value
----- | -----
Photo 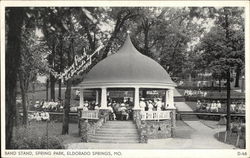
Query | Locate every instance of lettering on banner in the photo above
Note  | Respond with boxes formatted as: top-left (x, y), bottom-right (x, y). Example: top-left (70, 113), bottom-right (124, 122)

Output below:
top-left (50, 45), bottom-right (103, 82)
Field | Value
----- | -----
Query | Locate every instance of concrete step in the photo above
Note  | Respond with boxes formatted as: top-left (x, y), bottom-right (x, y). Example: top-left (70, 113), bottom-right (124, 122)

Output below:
top-left (105, 121), bottom-right (135, 125)
top-left (96, 129), bottom-right (138, 134)
top-left (102, 125), bottom-right (136, 128)
top-left (89, 135), bottom-right (139, 140)
top-left (101, 126), bottom-right (137, 129)
top-left (93, 132), bottom-right (138, 137)
top-left (89, 120), bottom-right (140, 144)
top-left (89, 138), bottom-right (139, 143)
top-left (97, 127), bottom-right (137, 133)
top-left (103, 123), bottom-right (136, 127)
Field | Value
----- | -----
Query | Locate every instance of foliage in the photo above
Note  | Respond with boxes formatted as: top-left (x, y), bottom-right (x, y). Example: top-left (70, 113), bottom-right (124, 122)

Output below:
top-left (195, 7), bottom-right (244, 79)
top-left (11, 124), bottom-right (64, 149)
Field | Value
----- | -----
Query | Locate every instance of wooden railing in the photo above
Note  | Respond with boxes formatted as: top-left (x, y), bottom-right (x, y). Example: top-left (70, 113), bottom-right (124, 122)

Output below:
top-left (140, 111), bottom-right (171, 121)
top-left (81, 110), bottom-right (99, 119)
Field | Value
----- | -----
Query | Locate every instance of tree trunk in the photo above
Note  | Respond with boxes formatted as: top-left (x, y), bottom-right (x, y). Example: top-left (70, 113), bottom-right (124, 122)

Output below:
top-left (6, 7), bottom-right (24, 148)
top-left (226, 70), bottom-right (231, 131)
top-left (144, 26), bottom-right (150, 56)
top-left (46, 79), bottom-right (49, 101)
top-left (62, 38), bottom-right (74, 135)
top-left (58, 79), bottom-right (62, 100)
top-left (49, 41), bottom-right (56, 101)
top-left (102, 35), bottom-right (115, 59)
top-left (58, 37), bottom-right (63, 100)
top-left (234, 67), bottom-right (241, 87)
top-left (50, 74), bottom-right (56, 101)
top-left (32, 82), bottom-right (35, 108)
top-left (62, 79), bottom-right (72, 135)
top-left (219, 78), bottom-right (221, 92)
top-left (19, 72), bottom-right (28, 126)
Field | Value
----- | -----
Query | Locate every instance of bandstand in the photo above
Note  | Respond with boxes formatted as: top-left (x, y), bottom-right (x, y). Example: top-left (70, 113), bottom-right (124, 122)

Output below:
top-left (76, 35), bottom-right (176, 111)
top-left (76, 35), bottom-right (177, 143)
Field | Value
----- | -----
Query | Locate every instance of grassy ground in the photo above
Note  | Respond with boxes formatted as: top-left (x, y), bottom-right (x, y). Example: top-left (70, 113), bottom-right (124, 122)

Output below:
top-left (215, 131), bottom-right (245, 149)
top-left (13, 121), bottom-right (80, 146)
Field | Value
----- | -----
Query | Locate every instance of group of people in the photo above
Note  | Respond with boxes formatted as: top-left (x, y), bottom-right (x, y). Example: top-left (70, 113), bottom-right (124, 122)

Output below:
top-left (78, 99), bottom-right (132, 120)
top-left (196, 100), bottom-right (222, 112)
top-left (28, 111), bottom-right (50, 122)
top-left (184, 89), bottom-right (207, 97)
top-left (107, 99), bottom-right (134, 120)
top-left (196, 100), bottom-right (245, 113)
top-left (139, 98), bottom-right (168, 111)
top-left (229, 102), bottom-right (245, 113)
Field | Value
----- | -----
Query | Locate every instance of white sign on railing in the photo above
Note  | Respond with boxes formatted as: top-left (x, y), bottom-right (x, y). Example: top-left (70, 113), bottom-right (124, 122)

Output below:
top-left (141, 111), bottom-right (171, 121)
top-left (81, 110), bottom-right (99, 119)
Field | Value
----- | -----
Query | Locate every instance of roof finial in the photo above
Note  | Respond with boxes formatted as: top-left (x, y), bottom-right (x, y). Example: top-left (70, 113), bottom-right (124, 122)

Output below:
top-left (127, 30), bottom-right (131, 35)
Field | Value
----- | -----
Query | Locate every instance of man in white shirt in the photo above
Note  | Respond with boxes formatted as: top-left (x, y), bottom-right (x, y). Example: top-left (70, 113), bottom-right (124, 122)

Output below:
top-left (196, 100), bottom-right (201, 110)
top-left (139, 98), bottom-right (146, 111)
top-left (210, 101), bottom-right (218, 112)
top-left (216, 100), bottom-right (221, 110)
top-left (155, 98), bottom-right (162, 111)
top-left (94, 103), bottom-right (100, 110)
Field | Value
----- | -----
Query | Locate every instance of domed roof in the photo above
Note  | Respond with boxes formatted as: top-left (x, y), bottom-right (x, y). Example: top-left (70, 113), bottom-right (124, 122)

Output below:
top-left (78, 35), bottom-right (176, 88)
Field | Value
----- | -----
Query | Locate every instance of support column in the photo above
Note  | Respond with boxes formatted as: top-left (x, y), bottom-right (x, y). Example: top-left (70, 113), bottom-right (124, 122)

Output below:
top-left (100, 87), bottom-right (107, 109)
top-left (95, 90), bottom-right (99, 104)
top-left (168, 89), bottom-right (175, 109)
top-left (79, 89), bottom-right (84, 108)
top-left (165, 90), bottom-right (169, 107)
top-left (133, 87), bottom-right (140, 110)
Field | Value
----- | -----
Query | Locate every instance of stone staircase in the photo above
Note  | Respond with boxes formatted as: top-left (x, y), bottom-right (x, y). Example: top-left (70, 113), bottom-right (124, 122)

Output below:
top-left (89, 121), bottom-right (140, 143)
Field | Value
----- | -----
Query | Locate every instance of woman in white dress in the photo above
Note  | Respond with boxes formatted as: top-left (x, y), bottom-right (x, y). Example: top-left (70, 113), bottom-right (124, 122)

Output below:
top-left (147, 100), bottom-right (153, 111)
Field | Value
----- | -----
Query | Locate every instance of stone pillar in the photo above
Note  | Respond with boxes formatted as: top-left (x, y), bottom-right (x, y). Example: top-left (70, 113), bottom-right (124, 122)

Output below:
top-left (165, 89), bottom-right (176, 136)
top-left (133, 87), bottom-right (140, 110)
top-left (79, 89), bottom-right (84, 108)
top-left (100, 87), bottom-right (107, 109)
top-left (95, 90), bottom-right (99, 104)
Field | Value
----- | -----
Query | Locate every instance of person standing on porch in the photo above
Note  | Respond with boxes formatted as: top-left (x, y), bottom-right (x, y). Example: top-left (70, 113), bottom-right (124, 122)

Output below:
top-left (139, 98), bottom-right (146, 111)
top-left (156, 98), bottom-right (162, 111)
top-left (147, 100), bottom-right (153, 111)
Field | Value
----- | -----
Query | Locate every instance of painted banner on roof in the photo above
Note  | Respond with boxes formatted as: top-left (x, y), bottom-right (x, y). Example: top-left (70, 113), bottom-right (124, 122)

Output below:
top-left (50, 45), bottom-right (103, 82)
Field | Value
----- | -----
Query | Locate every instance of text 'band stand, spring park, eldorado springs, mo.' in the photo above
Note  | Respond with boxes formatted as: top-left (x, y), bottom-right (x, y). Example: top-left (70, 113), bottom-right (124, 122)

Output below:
top-left (75, 35), bottom-right (177, 143)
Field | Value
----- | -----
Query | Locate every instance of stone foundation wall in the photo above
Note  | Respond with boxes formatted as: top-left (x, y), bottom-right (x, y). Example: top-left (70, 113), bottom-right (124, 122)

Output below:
top-left (133, 110), bottom-right (175, 142)
top-left (79, 111), bottom-right (109, 142)
top-left (141, 120), bottom-right (172, 139)
top-left (133, 110), bottom-right (148, 143)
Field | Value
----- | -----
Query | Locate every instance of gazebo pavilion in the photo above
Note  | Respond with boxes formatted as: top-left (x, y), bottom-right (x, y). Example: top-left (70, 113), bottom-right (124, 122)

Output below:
top-left (76, 35), bottom-right (176, 113)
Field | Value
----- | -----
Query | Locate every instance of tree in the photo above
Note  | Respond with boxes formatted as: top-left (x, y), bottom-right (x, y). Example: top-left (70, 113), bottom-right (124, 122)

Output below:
top-left (197, 7), bottom-right (245, 131)
top-left (62, 37), bottom-right (74, 134)
top-left (5, 7), bottom-right (25, 149)
top-left (18, 28), bottom-right (48, 125)
top-left (101, 7), bottom-right (140, 59)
